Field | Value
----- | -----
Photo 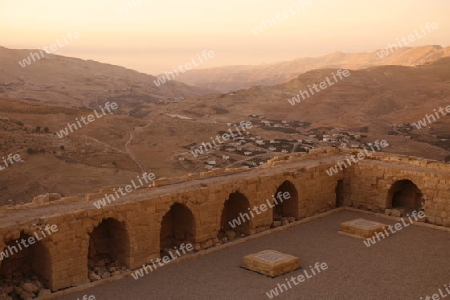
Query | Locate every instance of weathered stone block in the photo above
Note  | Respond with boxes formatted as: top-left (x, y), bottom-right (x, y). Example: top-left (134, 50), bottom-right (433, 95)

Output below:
top-left (241, 250), bottom-right (300, 277)
top-left (391, 209), bottom-right (402, 217)
top-left (339, 218), bottom-right (388, 239)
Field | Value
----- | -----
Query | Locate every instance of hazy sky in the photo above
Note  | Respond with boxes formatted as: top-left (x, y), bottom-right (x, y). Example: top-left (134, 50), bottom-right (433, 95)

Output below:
top-left (1, 0), bottom-right (449, 74)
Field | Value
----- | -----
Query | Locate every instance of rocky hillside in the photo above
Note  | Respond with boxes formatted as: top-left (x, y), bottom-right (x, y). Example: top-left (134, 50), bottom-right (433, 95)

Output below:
top-left (0, 46), bottom-right (215, 112)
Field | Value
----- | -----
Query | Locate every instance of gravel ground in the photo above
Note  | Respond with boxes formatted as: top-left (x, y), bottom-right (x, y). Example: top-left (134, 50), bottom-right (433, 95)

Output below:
top-left (58, 210), bottom-right (450, 300)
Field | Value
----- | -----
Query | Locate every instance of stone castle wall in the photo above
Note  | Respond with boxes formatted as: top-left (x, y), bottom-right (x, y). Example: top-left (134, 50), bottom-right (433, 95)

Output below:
top-left (0, 149), bottom-right (448, 293)
top-left (342, 151), bottom-right (450, 226)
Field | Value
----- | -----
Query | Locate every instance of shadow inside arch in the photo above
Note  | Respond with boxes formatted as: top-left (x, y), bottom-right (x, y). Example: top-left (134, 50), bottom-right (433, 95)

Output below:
top-left (87, 218), bottom-right (130, 281)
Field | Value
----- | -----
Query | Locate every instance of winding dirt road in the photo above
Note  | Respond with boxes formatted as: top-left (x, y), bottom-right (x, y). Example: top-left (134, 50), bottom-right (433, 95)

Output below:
top-left (124, 121), bottom-right (153, 172)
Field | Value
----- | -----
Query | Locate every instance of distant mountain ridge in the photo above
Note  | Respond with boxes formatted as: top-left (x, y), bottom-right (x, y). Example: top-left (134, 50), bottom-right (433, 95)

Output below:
top-left (174, 45), bottom-right (450, 92)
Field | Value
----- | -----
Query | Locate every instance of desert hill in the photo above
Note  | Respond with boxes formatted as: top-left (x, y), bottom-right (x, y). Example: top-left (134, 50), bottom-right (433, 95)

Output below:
top-left (172, 58), bottom-right (450, 156)
top-left (174, 57), bottom-right (450, 125)
top-left (0, 46), bottom-right (214, 115)
top-left (175, 45), bottom-right (450, 92)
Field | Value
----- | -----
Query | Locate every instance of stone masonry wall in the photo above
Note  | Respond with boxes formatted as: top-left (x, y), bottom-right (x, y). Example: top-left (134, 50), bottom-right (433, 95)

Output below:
top-left (0, 149), bottom-right (448, 295)
top-left (343, 151), bottom-right (450, 226)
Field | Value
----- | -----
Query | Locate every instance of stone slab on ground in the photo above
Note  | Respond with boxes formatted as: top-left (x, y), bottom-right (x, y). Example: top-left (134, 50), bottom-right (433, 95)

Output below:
top-left (241, 250), bottom-right (300, 277)
top-left (339, 218), bottom-right (388, 239)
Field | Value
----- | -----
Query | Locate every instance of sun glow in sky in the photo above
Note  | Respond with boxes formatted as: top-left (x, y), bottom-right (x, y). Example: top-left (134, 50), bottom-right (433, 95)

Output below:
top-left (1, 0), bottom-right (449, 74)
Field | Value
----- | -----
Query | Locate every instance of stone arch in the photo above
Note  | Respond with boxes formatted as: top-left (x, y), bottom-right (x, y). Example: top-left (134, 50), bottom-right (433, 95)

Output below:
top-left (386, 179), bottom-right (423, 211)
top-left (272, 180), bottom-right (299, 224)
top-left (0, 231), bottom-right (52, 298)
top-left (159, 203), bottom-right (196, 256)
top-left (218, 192), bottom-right (252, 241)
top-left (87, 218), bottom-right (130, 280)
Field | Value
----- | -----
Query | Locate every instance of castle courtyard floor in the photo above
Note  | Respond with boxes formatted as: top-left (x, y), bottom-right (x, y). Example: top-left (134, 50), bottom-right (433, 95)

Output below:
top-left (58, 210), bottom-right (450, 300)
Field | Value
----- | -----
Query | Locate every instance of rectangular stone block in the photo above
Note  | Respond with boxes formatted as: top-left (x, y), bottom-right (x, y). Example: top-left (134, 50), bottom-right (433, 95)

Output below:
top-left (241, 250), bottom-right (300, 277)
top-left (339, 218), bottom-right (388, 239)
